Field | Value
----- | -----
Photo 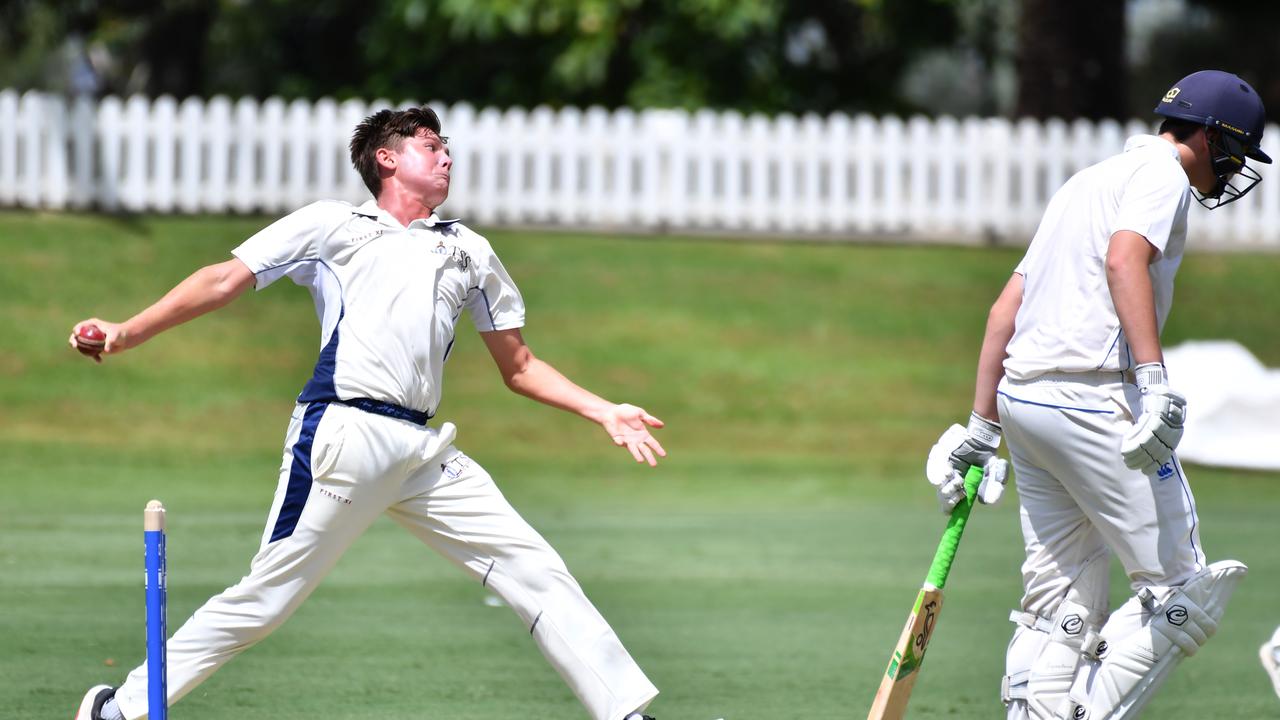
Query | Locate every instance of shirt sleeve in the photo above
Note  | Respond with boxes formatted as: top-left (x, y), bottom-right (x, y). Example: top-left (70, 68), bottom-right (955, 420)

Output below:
top-left (1113, 160), bottom-right (1189, 255)
top-left (231, 201), bottom-right (337, 290)
top-left (465, 235), bottom-right (526, 332)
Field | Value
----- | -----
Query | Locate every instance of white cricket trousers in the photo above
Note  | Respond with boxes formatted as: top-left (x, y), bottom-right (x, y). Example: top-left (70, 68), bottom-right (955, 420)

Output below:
top-left (996, 373), bottom-right (1206, 618)
top-left (114, 401), bottom-right (658, 720)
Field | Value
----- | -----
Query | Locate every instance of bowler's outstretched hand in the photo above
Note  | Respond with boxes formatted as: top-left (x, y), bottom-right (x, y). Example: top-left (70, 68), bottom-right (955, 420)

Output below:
top-left (602, 404), bottom-right (666, 466)
top-left (68, 318), bottom-right (129, 363)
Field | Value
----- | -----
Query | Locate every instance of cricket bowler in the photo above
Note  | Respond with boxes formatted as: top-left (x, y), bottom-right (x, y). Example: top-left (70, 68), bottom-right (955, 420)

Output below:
top-left (73, 106), bottom-right (664, 720)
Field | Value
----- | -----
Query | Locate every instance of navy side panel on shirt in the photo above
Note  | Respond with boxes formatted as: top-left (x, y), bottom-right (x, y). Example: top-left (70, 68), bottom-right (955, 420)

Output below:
top-left (298, 308), bottom-right (344, 403)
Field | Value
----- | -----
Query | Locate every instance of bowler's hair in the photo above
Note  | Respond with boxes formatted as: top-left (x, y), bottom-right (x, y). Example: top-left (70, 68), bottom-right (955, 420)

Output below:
top-left (349, 106), bottom-right (445, 197)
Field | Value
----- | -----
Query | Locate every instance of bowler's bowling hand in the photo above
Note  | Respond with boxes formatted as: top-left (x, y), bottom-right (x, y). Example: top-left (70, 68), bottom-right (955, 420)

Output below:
top-left (602, 403), bottom-right (666, 466)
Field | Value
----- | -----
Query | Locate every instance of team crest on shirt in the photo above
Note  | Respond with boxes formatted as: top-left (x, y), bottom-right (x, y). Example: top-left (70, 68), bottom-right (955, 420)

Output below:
top-left (434, 240), bottom-right (472, 270)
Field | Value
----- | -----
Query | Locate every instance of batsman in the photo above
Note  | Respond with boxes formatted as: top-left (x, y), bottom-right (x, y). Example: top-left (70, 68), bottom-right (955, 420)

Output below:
top-left (929, 70), bottom-right (1268, 719)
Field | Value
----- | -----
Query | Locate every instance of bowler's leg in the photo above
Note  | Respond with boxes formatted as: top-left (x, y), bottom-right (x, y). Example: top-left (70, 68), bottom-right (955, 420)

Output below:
top-left (388, 451), bottom-right (658, 720)
top-left (114, 403), bottom-right (395, 719)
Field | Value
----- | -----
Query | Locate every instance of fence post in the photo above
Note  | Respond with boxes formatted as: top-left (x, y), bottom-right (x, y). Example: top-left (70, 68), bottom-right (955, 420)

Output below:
top-left (176, 97), bottom-right (203, 214)
top-left (42, 94), bottom-right (70, 209)
top-left (934, 116), bottom-right (959, 237)
top-left (122, 95), bottom-right (150, 212)
top-left (205, 97), bottom-right (232, 212)
top-left (152, 96), bottom-right (177, 212)
top-left (281, 98), bottom-right (311, 210)
top-left (69, 95), bottom-right (94, 210)
top-left (0, 90), bottom-right (15, 206)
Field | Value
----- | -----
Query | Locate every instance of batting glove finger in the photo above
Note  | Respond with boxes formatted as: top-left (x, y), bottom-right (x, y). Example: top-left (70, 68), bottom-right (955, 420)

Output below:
top-left (927, 424), bottom-right (968, 481)
top-left (977, 457), bottom-right (1009, 505)
top-left (934, 469), bottom-right (966, 514)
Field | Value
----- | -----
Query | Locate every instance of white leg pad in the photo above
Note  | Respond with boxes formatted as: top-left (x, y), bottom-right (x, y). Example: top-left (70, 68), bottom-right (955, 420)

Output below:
top-left (1003, 620), bottom-right (1044, 720)
top-left (1007, 551), bottom-right (1111, 720)
top-left (1066, 560), bottom-right (1247, 720)
top-left (1029, 550), bottom-right (1111, 720)
top-left (1025, 601), bottom-right (1106, 720)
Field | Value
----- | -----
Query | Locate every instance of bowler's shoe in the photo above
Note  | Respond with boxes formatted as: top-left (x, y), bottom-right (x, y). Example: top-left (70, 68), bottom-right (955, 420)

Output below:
top-left (74, 685), bottom-right (115, 720)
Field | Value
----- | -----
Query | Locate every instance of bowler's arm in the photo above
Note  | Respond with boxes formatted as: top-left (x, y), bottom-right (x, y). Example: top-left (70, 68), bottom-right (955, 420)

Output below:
top-left (973, 272), bottom-right (1023, 422)
top-left (70, 258), bottom-right (256, 357)
top-left (481, 327), bottom-right (667, 466)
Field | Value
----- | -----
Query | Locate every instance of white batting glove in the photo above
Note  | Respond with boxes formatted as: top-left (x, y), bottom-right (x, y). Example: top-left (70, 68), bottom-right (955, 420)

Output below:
top-left (926, 412), bottom-right (1010, 514)
top-left (1121, 362), bottom-right (1187, 474)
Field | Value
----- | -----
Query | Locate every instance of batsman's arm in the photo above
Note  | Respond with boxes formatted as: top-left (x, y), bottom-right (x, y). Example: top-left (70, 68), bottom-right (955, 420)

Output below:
top-left (1106, 230), bottom-right (1162, 366)
top-left (972, 272), bottom-right (1023, 421)
top-left (74, 258), bottom-right (256, 356)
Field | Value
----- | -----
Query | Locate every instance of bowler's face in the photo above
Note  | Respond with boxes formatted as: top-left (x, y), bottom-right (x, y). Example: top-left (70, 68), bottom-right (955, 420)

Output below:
top-left (395, 129), bottom-right (452, 205)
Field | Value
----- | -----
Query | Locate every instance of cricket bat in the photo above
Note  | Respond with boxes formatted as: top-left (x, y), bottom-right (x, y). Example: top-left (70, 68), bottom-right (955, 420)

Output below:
top-left (867, 464), bottom-right (985, 720)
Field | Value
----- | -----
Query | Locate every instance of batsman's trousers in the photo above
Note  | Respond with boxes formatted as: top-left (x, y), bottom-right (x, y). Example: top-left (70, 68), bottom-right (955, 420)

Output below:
top-left (996, 372), bottom-right (1207, 619)
top-left (114, 401), bottom-right (658, 720)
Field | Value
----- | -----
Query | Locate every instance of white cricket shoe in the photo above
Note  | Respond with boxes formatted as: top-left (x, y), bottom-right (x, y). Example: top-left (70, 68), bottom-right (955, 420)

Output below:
top-left (1261, 640), bottom-right (1280, 700)
top-left (74, 685), bottom-right (115, 720)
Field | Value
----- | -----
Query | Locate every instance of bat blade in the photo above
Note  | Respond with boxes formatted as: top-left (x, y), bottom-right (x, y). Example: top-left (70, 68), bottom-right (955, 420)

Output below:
top-left (867, 585), bottom-right (944, 720)
top-left (866, 464), bottom-right (983, 720)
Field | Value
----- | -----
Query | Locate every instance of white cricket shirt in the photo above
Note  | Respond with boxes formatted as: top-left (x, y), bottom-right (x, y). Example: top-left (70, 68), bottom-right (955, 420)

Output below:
top-left (1004, 135), bottom-right (1192, 380)
top-left (232, 199), bottom-right (525, 416)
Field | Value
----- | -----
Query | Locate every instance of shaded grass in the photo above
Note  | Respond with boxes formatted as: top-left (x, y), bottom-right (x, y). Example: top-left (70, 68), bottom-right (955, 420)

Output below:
top-left (2, 210), bottom-right (1279, 718)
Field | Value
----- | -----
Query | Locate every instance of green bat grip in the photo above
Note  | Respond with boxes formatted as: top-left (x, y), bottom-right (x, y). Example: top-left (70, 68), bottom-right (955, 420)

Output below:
top-left (924, 464), bottom-right (985, 590)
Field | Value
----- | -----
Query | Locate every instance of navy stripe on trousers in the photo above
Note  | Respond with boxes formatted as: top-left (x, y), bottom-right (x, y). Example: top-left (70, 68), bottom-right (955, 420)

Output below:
top-left (269, 402), bottom-right (330, 543)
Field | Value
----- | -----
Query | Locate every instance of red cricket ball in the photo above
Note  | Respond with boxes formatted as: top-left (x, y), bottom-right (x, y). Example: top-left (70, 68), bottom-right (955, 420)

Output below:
top-left (75, 324), bottom-right (107, 357)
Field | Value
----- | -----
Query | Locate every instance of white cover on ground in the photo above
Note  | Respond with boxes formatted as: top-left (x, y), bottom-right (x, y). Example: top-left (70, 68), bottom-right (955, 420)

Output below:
top-left (1164, 340), bottom-right (1280, 471)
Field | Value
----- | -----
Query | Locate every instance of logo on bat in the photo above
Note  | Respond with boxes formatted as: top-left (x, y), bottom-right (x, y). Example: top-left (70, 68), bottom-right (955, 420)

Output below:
top-left (914, 600), bottom-right (939, 651)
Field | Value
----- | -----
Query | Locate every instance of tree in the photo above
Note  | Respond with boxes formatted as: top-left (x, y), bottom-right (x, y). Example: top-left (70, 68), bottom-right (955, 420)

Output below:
top-left (1015, 0), bottom-right (1127, 120)
top-left (0, 0), bottom-right (964, 116)
top-left (1129, 0), bottom-right (1280, 124)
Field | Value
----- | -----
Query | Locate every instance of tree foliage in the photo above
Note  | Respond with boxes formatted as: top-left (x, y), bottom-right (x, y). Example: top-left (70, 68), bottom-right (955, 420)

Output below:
top-left (1129, 0), bottom-right (1280, 125)
top-left (1, 0), bottom-right (958, 115)
top-left (1016, 0), bottom-right (1126, 120)
top-left (1, 0), bottom-right (1275, 122)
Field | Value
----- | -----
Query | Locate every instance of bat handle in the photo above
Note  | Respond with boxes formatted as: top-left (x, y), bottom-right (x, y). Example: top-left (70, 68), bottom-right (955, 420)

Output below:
top-left (924, 464), bottom-right (984, 590)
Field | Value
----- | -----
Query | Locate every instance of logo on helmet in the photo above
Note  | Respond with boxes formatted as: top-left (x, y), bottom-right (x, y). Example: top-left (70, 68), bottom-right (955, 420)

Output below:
top-left (1162, 88), bottom-right (1181, 103)
top-left (1219, 121), bottom-right (1246, 136)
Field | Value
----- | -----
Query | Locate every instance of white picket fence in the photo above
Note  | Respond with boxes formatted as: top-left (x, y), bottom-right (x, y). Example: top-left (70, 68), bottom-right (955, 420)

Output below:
top-left (3, 89), bottom-right (1279, 247)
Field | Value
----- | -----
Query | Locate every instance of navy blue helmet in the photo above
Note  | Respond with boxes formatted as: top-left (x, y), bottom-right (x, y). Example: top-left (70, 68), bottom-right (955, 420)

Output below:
top-left (1155, 70), bottom-right (1271, 208)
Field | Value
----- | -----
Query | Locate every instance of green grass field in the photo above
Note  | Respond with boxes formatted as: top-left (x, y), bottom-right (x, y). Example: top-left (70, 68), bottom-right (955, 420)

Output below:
top-left (2, 210), bottom-right (1279, 719)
